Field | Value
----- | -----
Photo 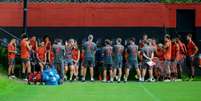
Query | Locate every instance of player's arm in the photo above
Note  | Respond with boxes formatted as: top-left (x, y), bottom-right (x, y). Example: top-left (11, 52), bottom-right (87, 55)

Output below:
top-left (36, 51), bottom-right (41, 62)
top-left (143, 51), bottom-right (151, 61)
top-left (124, 48), bottom-right (128, 62)
top-left (75, 50), bottom-right (80, 63)
top-left (192, 42), bottom-right (199, 57)
top-left (44, 51), bottom-right (47, 65)
top-left (26, 41), bottom-right (32, 51)
top-left (150, 51), bottom-right (154, 60)
top-left (163, 42), bottom-right (169, 49)
top-left (8, 48), bottom-right (17, 54)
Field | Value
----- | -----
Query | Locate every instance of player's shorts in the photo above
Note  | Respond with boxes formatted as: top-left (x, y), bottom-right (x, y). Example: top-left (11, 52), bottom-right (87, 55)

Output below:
top-left (164, 60), bottom-right (171, 74)
top-left (104, 64), bottom-right (113, 69)
top-left (142, 60), bottom-right (153, 69)
top-left (186, 56), bottom-right (195, 66)
top-left (113, 56), bottom-right (123, 68)
top-left (127, 59), bottom-right (138, 69)
top-left (73, 61), bottom-right (79, 67)
top-left (54, 57), bottom-right (63, 64)
top-left (21, 58), bottom-right (30, 64)
top-left (8, 58), bottom-right (15, 65)
top-left (170, 60), bottom-right (178, 74)
top-left (104, 56), bottom-right (113, 66)
top-left (64, 59), bottom-right (73, 67)
top-left (164, 60), bottom-right (171, 65)
top-left (83, 57), bottom-right (95, 67)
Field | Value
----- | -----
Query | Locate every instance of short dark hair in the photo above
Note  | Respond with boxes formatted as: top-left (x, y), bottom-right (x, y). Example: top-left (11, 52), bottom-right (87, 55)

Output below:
top-left (116, 38), bottom-right (122, 43)
top-left (130, 37), bottom-right (135, 42)
top-left (176, 35), bottom-right (181, 39)
top-left (105, 39), bottom-right (111, 45)
top-left (187, 33), bottom-right (192, 38)
top-left (165, 34), bottom-right (170, 39)
top-left (88, 34), bottom-right (93, 40)
top-left (21, 34), bottom-right (28, 39)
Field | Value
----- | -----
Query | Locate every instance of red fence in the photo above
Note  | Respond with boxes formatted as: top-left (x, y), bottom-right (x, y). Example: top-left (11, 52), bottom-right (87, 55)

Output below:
top-left (0, 3), bottom-right (201, 27)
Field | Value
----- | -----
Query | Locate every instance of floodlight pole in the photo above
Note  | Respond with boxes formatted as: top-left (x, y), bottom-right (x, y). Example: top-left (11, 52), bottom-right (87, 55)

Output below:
top-left (23, 0), bottom-right (28, 35)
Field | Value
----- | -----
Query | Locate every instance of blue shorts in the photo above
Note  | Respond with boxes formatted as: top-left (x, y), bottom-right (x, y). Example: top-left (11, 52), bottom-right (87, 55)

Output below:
top-left (64, 59), bottom-right (73, 66)
top-left (104, 64), bottom-right (113, 69)
top-left (164, 60), bottom-right (171, 65)
top-left (127, 59), bottom-right (138, 69)
top-left (83, 57), bottom-right (95, 67)
top-left (104, 56), bottom-right (113, 66)
top-left (113, 56), bottom-right (123, 68)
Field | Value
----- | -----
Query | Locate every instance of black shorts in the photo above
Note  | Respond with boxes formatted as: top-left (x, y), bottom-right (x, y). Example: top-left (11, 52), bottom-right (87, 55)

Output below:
top-left (21, 58), bottom-right (30, 64)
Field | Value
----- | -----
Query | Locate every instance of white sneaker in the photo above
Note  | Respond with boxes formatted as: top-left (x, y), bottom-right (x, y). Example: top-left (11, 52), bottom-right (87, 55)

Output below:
top-left (150, 78), bottom-right (155, 82)
top-left (91, 78), bottom-right (94, 82)
top-left (81, 77), bottom-right (85, 82)
top-left (164, 79), bottom-right (171, 82)
top-left (64, 75), bottom-right (67, 81)
top-left (175, 79), bottom-right (182, 82)
top-left (110, 78), bottom-right (114, 83)
top-left (115, 76), bottom-right (118, 81)
top-left (11, 75), bottom-right (16, 79)
top-left (117, 78), bottom-right (121, 83)
top-left (8, 76), bottom-right (13, 80)
top-left (102, 79), bottom-right (107, 82)
top-left (124, 78), bottom-right (128, 83)
top-left (141, 77), bottom-right (145, 82)
top-left (147, 78), bottom-right (155, 82)
top-left (139, 78), bottom-right (144, 82)
top-left (23, 78), bottom-right (28, 81)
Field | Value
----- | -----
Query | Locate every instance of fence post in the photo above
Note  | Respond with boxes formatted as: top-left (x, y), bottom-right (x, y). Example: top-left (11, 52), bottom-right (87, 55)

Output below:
top-left (23, 0), bottom-right (28, 35)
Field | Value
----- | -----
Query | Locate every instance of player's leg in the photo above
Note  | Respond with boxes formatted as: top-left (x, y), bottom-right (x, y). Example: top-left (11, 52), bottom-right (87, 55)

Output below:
top-left (189, 56), bottom-right (195, 80)
top-left (141, 62), bottom-right (147, 82)
top-left (74, 62), bottom-right (79, 80)
top-left (22, 59), bottom-right (28, 80)
top-left (177, 60), bottom-right (183, 81)
top-left (164, 60), bottom-right (171, 81)
top-left (64, 62), bottom-right (68, 81)
top-left (69, 63), bottom-right (74, 81)
top-left (148, 66), bottom-right (154, 82)
top-left (80, 64), bottom-right (84, 80)
top-left (11, 62), bottom-right (16, 78)
top-left (113, 60), bottom-right (118, 81)
top-left (136, 68), bottom-right (142, 81)
top-left (82, 66), bottom-right (87, 81)
top-left (113, 68), bottom-right (117, 81)
top-left (117, 67), bottom-right (122, 83)
top-left (89, 67), bottom-right (94, 81)
top-left (109, 65), bottom-right (113, 82)
top-left (39, 62), bottom-right (44, 72)
top-left (171, 61), bottom-right (177, 81)
top-left (8, 59), bottom-right (13, 79)
top-left (89, 59), bottom-right (95, 81)
top-left (134, 60), bottom-right (142, 81)
top-left (23, 59), bottom-right (31, 81)
top-left (102, 66), bottom-right (107, 82)
top-left (124, 67), bottom-right (130, 83)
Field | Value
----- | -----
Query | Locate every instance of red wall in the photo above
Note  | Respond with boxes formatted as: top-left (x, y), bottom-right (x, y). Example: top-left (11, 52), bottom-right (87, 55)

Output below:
top-left (0, 3), bottom-right (201, 27)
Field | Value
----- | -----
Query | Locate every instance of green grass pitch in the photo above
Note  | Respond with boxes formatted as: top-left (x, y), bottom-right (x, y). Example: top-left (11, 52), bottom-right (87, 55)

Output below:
top-left (0, 75), bottom-right (201, 101)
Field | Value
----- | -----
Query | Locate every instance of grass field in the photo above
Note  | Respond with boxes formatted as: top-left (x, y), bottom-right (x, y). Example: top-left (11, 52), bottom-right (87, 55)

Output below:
top-left (0, 73), bottom-right (201, 101)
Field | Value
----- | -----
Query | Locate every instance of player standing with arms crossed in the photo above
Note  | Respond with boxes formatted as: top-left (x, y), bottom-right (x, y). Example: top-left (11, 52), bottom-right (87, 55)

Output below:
top-left (7, 38), bottom-right (17, 79)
